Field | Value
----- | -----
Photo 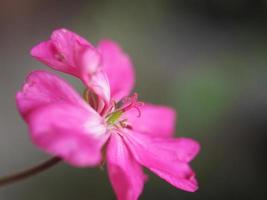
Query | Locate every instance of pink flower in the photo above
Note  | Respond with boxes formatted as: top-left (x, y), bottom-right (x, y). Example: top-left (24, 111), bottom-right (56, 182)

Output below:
top-left (16, 29), bottom-right (200, 199)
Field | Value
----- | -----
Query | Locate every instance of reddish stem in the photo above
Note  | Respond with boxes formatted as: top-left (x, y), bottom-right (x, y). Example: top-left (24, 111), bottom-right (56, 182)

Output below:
top-left (0, 157), bottom-right (61, 187)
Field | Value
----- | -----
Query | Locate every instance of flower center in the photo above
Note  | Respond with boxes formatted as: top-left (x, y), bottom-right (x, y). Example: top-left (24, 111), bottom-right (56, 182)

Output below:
top-left (105, 93), bottom-right (143, 129)
top-left (106, 111), bottom-right (123, 125)
top-left (83, 90), bottom-right (143, 129)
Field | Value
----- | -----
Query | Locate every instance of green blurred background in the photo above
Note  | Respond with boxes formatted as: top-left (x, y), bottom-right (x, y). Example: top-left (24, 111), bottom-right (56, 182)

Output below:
top-left (0, 0), bottom-right (266, 199)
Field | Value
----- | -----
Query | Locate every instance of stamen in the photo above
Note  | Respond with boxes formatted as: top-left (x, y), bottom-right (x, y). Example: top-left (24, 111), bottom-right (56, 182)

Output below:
top-left (119, 119), bottom-right (128, 128)
top-left (106, 100), bottom-right (116, 114)
top-left (83, 89), bottom-right (98, 110)
top-left (120, 93), bottom-right (144, 117)
top-left (83, 89), bottom-right (90, 102)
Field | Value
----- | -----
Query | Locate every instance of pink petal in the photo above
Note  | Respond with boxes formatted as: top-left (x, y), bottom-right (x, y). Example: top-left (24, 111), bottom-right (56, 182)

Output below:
top-left (122, 103), bottom-right (176, 137)
top-left (30, 40), bottom-right (66, 71)
top-left (107, 133), bottom-right (146, 200)
top-left (31, 29), bottom-right (100, 77)
top-left (16, 70), bottom-right (91, 119)
top-left (85, 70), bottom-right (111, 109)
top-left (124, 130), bottom-right (199, 192)
top-left (16, 70), bottom-right (108, 166)
top-left (31, 28), bottom-right (111, 104)
top-left (28, 102), bottom-right (108, 167)
top-left (98, 40), bottom-right (135, 101)
top-left (160, 138), bottom-right (200, 162)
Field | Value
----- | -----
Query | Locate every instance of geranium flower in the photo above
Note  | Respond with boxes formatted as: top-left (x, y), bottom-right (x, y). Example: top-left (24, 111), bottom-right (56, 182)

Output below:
top-left (16, 29), bottom-right (200, 200)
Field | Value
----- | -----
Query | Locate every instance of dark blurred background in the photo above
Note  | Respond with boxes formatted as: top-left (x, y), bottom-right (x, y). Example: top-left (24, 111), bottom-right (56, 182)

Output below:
top-left (0, 0), bottom-right (266, 199)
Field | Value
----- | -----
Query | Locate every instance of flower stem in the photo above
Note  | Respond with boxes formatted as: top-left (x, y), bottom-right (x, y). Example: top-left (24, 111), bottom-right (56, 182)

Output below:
top-left (0, 156), bottom-right (61, 187)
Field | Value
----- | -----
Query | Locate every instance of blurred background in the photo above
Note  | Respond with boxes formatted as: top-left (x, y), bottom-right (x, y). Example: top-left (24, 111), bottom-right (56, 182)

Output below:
top-left (0, 0), bottom-right (266, 199)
